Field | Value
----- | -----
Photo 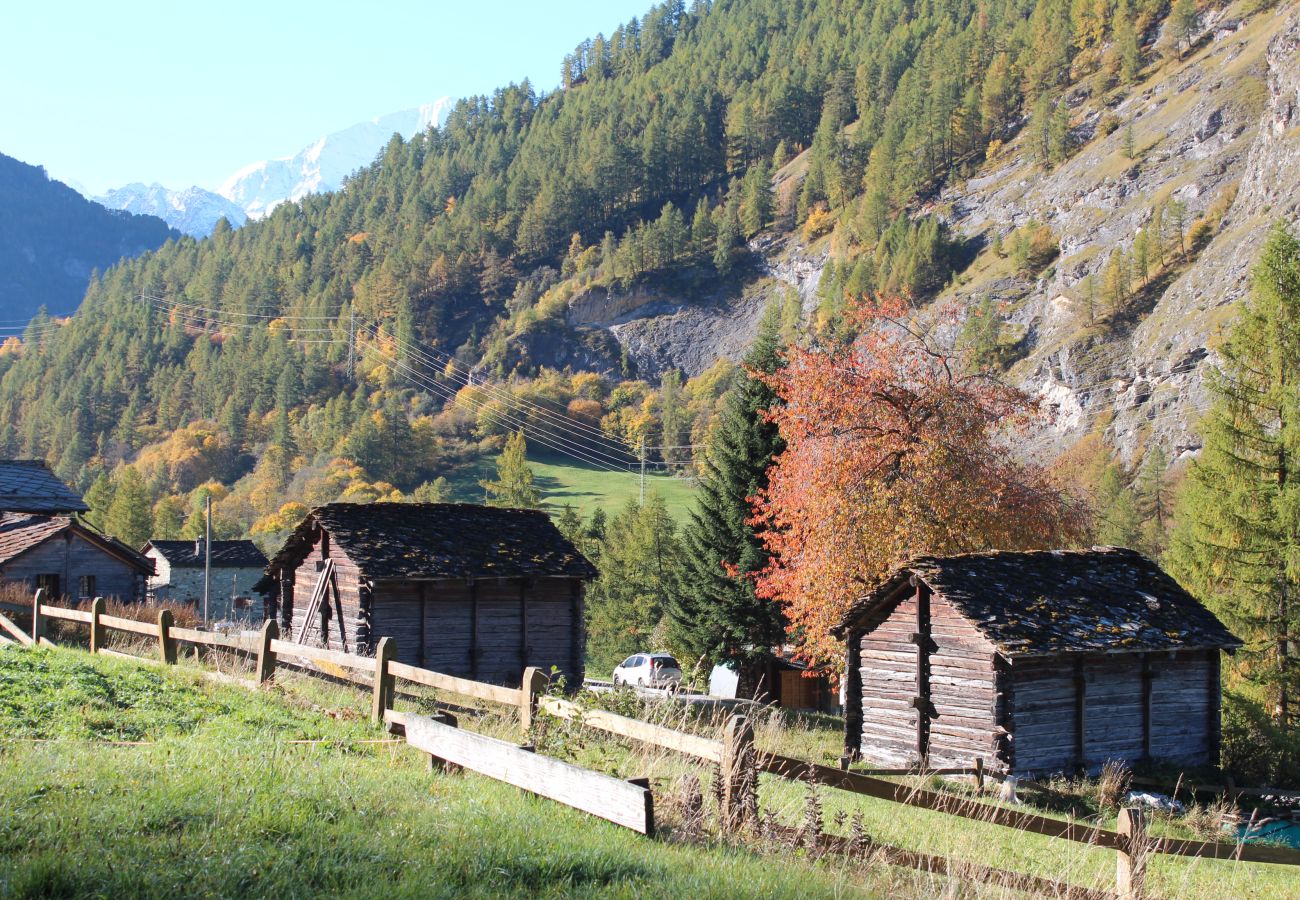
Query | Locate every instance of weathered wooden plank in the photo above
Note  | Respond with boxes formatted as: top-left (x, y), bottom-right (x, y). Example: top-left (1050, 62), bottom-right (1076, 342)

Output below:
top-left (540, 697), bottom-right (724, 763)
top-left (0, 611), bottom-right (33, 646)
top-left (172, 628), bottom-right (261, 652)
top-left (388, 659), bottom-right (522, 706)
top-left (399, 713), bottom-right (654, 835)
top-left (99, 613), bottom-right (160, 637)
top-left (40, 604), bottom-right (92, 624)
top-left (269, 638), bottom-right (372, 670)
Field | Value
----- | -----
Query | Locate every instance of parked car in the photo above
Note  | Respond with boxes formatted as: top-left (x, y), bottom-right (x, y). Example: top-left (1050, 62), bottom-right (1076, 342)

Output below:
top-left (612, 653), bottom-right (682, 688)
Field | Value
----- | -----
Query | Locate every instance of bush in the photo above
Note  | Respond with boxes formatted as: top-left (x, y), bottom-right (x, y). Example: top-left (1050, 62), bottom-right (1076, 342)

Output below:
top-left (1099, 113), bottom-right (1121, 137)
top-left (803, 207), bottom-right (834, 242)
top-left (1221, 690), bottom-right (1300, 785)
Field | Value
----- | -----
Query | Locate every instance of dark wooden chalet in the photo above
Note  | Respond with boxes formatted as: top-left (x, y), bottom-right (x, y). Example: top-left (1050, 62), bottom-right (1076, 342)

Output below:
top-left (0, 514), bottom-right (153, 601)
top-left (261, 503), bottom-right (597, 685)
top-left (836, 548), bottom-right (1240, 777)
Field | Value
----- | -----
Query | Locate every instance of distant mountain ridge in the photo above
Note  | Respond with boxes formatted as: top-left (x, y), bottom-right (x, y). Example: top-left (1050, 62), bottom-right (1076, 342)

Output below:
top-left (0, 152), bottom-right (179, 321)
top-left (96, 183), bottom-right (247, 238)
top-left (91, 99), bottom-right (455, 236)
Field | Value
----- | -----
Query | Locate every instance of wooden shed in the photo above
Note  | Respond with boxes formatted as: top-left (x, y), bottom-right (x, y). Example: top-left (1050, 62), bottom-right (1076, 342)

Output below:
top-left (0, 513), bottom-right (153, 602)
top-left (836, 548), bottom-right (1240, 777)
top-left (260, 503), bottom-right (596, 685)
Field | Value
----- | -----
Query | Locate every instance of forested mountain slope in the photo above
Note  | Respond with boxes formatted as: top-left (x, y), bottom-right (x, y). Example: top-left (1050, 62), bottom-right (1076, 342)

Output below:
top-left (0, 0), bottom-right (1293, 543)
top-left (0, 153), bottom-right (179, 321)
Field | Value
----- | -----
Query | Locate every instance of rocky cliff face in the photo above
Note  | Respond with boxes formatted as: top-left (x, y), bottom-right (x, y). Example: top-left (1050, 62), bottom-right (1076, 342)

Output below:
top-left (560, 1), bottom-right (1299, 467)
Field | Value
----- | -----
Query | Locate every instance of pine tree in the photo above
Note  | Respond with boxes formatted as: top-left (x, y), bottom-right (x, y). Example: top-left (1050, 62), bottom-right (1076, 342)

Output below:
top-left (1166, 222), bottom-right (1300, 727)
top-left (1170, 0), bottom-right (1199, 58)
top-left (1135, 445), bottom-right (1170, 554)
top-left (83, 473), bottom-right (114, 531)
top-left (667, 302), bottom-right (786, 669)
top-left (1095, 463), bottom-right (1142, 548)
top-left (480, 429), bottom-right (541, 509)
top-left (103, 468), bottom-right (153, 548)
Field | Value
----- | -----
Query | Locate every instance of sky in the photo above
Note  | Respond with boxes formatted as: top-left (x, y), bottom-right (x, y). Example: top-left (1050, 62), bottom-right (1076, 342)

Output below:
top-left (2, 0), bottom-right (655, 194)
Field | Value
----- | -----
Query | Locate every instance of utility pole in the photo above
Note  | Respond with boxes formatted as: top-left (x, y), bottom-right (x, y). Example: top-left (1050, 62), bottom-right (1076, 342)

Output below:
top-left (639, 436), bottom-right (647, 506)
top-left (346, 309), bottom-right (356, 380)
top-left (203, 494), bottom-right (212, 627)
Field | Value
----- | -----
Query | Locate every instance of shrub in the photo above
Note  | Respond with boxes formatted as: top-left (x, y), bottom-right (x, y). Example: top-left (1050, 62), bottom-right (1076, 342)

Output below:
top-left (803, 207), bottom-right (834, 242)
top-left (1221, 689), bottom-right (1300, 785)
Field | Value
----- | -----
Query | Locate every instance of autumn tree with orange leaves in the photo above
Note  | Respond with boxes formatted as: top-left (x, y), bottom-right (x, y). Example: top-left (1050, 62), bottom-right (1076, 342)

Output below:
top-left (753, 299), bottom-right (1087, 669)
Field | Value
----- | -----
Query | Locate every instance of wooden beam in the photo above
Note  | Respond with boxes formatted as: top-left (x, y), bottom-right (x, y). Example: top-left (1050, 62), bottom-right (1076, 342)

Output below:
top-left (1140, 653), bottom-right (1153, 762)
top-left (470, 581), bottom-right (480, 679)
top-left (157, 609), bottom-right (177, 665)
top-left (1116, 807), bottom-right (1147, 899)
top-left (256, 619), bottom-right (278, 685)
top-left (519, 578), bottom-right (529, 672)
top-left (388, 659), bottom-right (522, 707)
top-left (418, 582), bottom-right (427, 669)
top-left (520, 666), bottom-right (546, 734)
top-left (720, 715), bottom-right (756, 833)
top-left (98, 613), bottom-right (159, 637)
top-left (371, 636), bottom-right (396, 724)
top-left (400, 713), bottom-right (654, 835)
top-left (1073, 656), bottom-right (1087, 773)
top-left (914, 582), bottom-right (931, 765)
top-left (1208, 650), bottom-right (1222, 767)
top-left (30, 589), bottom-right (45, 643)
top-left (570, 579), bottom-right (583, 685)
top-left (89, 597), bottom-right (104, 654)
top-left (540, 697), bottom-right (724, 762)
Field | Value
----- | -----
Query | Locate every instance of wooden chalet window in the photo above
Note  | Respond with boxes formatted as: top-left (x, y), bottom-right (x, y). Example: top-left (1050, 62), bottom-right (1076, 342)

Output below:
top-left (78, 575), bottom-right (96, 599)
top-left (36, 574), bottom-right (60, 598)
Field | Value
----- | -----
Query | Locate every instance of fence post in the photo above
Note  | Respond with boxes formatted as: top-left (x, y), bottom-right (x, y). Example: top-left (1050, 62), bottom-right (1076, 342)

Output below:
top-left (974, 756), bottom-right (985, 792)
top-left (520, 666), bottom-right (547, 734)
top-left (1116, 806), bottom-right (1148, 900)
top-left (720, 714), bottom-right (757, 834)
top-left (30, 588), bottom-right (45, 644)
top-left (371, 637), bottom-right (395, 724)
top-left (157, 609), bottom-right (177, 664)
top-left (256, 619), bottom-right (278, 685)
top-left (89, 597), bottom-right (105, 654)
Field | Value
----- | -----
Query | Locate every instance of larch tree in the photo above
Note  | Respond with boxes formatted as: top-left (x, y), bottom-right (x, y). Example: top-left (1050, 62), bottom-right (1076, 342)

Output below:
top-left (668, 303), bottom-right (786, 670)
top-left (753, 298), bottom-right (1087, 669)
top-left (480, 429), bottom-right (541, 509)
top-left (103, 467), bottom-right (153, 549)
top-left (1166, 222), bottom-right (1300, 727)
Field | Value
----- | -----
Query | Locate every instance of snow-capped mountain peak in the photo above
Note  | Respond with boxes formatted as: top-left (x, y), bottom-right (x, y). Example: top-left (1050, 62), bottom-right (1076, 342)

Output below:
top-left (95, 183), bottom-right (246, 238)
top-left (217, 98), bottom-right (454, 221)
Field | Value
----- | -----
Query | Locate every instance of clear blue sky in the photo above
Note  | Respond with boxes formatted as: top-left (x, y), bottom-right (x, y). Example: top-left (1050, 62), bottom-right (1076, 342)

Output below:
top-left (2, 0), bottom-right (654, 194)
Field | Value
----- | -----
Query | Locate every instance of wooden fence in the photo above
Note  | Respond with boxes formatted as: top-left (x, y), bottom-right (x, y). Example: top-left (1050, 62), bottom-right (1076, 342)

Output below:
top-left (8, 590), bottom-right (1300, 898)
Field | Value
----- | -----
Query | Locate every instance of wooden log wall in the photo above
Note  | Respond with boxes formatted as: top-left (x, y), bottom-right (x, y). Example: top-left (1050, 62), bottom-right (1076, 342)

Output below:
top-left (1, 532), bottom-right (142, 602)
top-left (1008, 649), bottom-right (1218, 776)
top-left (285, 528), bottom-right (365, 652)
top-left (857, 592), bottom-right (920, 768)
top-left (925, 593), bottom-right (1000, 769)
top-left (369, 576), bottom-right (582, 687)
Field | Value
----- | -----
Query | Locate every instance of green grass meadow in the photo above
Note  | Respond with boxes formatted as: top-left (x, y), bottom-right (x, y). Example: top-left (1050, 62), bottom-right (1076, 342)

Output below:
top-left (2, 645), bottom-right (1296, 899)
top-left (448, 451), bottom-right (698, 521)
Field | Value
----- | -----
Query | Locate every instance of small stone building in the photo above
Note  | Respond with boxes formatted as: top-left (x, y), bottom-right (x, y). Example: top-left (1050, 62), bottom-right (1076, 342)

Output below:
top-left (260, 503), bottom-right (596, 685)
top-left (837, 548), bottom-right (1240, 777)
top-left (142, 540), bottom-right (269, 621)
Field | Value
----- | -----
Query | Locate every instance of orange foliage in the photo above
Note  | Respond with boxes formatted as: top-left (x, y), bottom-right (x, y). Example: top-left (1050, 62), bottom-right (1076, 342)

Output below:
top-left (753, 298), bottom-right (1087, 669)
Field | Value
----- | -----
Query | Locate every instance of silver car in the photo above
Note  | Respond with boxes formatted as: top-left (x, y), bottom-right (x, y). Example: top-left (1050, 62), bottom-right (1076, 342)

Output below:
top-left (612, 652), bottom-right (682, 688)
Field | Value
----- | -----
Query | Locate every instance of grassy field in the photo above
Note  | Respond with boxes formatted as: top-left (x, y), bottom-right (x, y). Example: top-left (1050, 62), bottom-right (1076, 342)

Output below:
top-left (447, 452), bottom-right (698, 522)
top-left (2, 645), bottom-right (1296, 899)
top-left (0, 645), bottom-right (945, 898)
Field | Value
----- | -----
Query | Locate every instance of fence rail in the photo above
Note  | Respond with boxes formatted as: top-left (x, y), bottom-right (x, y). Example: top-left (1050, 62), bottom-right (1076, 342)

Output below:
top-left (14, 591), bottom-right (1300, 897)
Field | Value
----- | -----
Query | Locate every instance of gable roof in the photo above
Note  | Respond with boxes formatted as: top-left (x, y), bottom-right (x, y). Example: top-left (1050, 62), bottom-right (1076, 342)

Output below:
top-left (0, 460), bottom-right (89, 514)
top-left (836, 547), bottom-right (1240, 657)
top-left (145, 540), bottom-right (268, 569)
top-left (0, 514), bottom-right (153, 574)
top-left (266, 503), bottom-right (597, 581)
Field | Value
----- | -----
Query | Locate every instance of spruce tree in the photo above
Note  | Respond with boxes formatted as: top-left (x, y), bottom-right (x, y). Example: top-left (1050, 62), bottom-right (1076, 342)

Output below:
top-left (667, 303), bottom-right (786, 669)
top-left (103, 468), bottom-right (153, 548)
top-left (1166, 222), bottom-right (1300, 727)
top-left (480, 429), bottom-right (541, 509)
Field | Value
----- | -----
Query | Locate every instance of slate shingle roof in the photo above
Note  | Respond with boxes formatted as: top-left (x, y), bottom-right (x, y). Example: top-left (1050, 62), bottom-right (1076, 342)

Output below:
top-left (146, 540), bottom-right (268, 569)
top-left (0, 513), bottom-right (153, 573)
top-left (0, 460), bottom-right (88, 513)
top-left (266, 503), bottom-right (597, 580)
top-left (837, 547), bottom-right (1240, 656)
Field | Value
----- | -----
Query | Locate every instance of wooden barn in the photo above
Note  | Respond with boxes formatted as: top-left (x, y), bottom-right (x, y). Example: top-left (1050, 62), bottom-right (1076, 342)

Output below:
top-left (836, 548), bottom-right (1240, 777)
top-left (260, 503), bottom-right (596, 685)
top-left (0, 459), bottom-right (153, 602)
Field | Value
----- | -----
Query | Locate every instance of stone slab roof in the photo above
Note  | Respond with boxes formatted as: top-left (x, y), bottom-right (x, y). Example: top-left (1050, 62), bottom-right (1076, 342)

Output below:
top-left (145, 540), bottom-right (268, 569)
top-left (0, 460), bottom-right (88, 514)
top-left (836, 547), bottom-right (1240, 657)
top-left (266, 502), bottom-right (597, 581)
